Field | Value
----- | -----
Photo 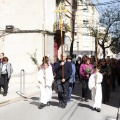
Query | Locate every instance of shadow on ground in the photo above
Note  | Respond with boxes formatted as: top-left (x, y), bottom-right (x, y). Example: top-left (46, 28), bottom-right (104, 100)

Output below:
top-left (73, 81), bottom-right (120, 108)
top-left (78, 102), bottom-right (94, 111)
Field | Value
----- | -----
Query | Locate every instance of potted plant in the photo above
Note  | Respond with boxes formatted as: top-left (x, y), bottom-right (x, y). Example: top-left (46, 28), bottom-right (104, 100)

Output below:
top-left (53, 21), bottom-right (70, 33)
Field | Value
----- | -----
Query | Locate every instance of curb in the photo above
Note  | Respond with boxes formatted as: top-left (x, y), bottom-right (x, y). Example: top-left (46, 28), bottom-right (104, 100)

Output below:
top-left (0, 91), bottom-right (40, 107)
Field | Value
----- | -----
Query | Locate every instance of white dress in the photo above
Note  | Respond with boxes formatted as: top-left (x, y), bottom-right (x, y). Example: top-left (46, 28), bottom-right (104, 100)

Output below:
top-left (37, 65), bottom-right (54, 104)
top-left (88, 72), bottom-right (103, 108)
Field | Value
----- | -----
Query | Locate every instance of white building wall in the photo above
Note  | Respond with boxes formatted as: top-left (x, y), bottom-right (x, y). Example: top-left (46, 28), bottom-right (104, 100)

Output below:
top-left (0, 0), bottom-right (55, 83)
top-left (75, 1), bottom-right (100, 56)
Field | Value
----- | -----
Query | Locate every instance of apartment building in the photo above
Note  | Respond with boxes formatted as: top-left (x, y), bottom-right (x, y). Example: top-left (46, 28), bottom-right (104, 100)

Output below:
top-left (74, 0), bottom-right (100, 57)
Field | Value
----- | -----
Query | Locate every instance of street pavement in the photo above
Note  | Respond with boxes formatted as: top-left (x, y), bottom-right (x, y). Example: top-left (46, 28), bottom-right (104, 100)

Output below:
top-left (0, 79), bottom-right (40, 106)
top-left (0, 79), bottom-right (120, 120)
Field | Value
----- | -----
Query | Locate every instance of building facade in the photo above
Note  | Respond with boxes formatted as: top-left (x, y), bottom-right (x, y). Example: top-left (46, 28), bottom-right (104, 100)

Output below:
top-left (0, 0), bottom-right (56, 82)
top-left (54, 0), bottom-right (77, 58)
top-left (73, 0), bottom-right (100, 57)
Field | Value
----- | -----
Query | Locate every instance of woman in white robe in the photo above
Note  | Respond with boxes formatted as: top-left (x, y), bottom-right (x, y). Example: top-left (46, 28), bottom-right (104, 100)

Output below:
top-left (37, 63), bottom-right (54, 109)
top-left (88, 68), bottom-right (103, 112)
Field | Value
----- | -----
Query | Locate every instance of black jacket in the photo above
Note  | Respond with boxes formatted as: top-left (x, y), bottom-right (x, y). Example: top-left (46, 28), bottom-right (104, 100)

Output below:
top-left (54, 60), bottom-right (72, 81)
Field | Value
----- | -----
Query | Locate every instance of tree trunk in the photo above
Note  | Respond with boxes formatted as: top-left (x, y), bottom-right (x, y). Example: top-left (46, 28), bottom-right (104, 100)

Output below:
top-left (70, 40), bottom-right (74, 57)
top-left (103, 48), bottom-right (106, 59)
top-left (95, 39), bottom-right (98, 67)
top-left (70, 0), bottom-right (75, 57)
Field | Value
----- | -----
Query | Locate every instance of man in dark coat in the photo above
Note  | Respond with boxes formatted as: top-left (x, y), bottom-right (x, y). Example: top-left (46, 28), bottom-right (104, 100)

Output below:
top-left (54, 53), bottom-right (72, 108)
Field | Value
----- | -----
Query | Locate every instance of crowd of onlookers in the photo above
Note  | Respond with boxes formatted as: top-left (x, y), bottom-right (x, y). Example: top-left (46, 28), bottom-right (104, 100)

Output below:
top-left (0, 52), bottom-right (13, 96)
top-left (75, 55), bottom-right (120, 104)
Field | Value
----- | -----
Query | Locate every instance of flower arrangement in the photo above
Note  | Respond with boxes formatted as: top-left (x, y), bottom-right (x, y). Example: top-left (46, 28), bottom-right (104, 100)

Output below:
top-left (85, 68), bottom-right (92, 75)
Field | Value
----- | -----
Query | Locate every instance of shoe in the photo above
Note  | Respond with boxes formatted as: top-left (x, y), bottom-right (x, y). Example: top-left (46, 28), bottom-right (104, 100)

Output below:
top-left (102, 100), bottom-right (106, 104)
top-left (96, 108), bottom-right (101, 112)
top-left (47, 102), bottom-right (50, 106)
top-left (58, 103), bottom-right (62, 108)
top-left (61, 104), bottom-right (66, 109)
top-left (81, 98), bottom-right (85, 102)
top-left (58, 101), bottom-right (63, 108)
top-left (38, 103), bottom-right (46, 109)
top-left (3, 93), bottom-right (7, 96)
top-left (85, 99), bottom-right (89, 102)
top-left (93, 107), bottom-right (96, 111)
top-left (107, 99), bottom-right (109, 102)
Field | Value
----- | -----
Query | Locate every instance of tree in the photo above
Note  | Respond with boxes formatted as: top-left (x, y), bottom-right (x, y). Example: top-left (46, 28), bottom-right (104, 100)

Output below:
top-left (89, 4), bottom-right (120, 58)
top-left (99, 5), bottom-right (120, 58)
top-left (110, 37), bottom-right (120, 54)
top-left (70, 0), bottom-right (99, 57)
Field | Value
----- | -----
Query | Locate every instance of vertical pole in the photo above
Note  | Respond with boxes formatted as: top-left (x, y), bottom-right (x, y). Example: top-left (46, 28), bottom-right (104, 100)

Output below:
top-left (54, 3), bottom-right (67, 79)
top-left (23, 70), bottom-right (25, 94)
top-left (20, 69), bottom-right (25, 94)
top-left (43, 0), bottom-right (46, 85)
top-left (60, 15), bottom-right (64, 79)
top-left (43, 32), bottom-right (46, 85)
top-left (20, 72), bottom-right (22, 94)
top-left (96, 39), bottom-right (98, 68)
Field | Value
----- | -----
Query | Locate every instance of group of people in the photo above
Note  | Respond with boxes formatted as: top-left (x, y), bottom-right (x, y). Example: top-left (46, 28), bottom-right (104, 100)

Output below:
top-left (76, 55), bottom-right (120, 112)
top-left (37, 53), bottom-right (76, 109)
top-left (37, 53), bottom-right (120, 112)
top-left (37, 53), bottom-right (100, 112)
top-left (77, 55), bottom-right (103, 112)
top-left (0, 52), bottom-right (13, 96)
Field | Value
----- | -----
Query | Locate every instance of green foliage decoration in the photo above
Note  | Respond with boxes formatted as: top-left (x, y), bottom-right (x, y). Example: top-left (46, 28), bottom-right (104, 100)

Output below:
top-left (28, 49), bottom-right (38, 65)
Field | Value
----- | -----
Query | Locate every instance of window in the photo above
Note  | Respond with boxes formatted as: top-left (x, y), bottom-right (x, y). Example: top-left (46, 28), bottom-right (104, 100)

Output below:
top-left (82, 28), bottom-right (89, 36)
top-left (83, 8), bottom-right (88, 12)
top-left (83, 33), bottom-right (89, 36)
top-left (74, 32), bottom-right (77, 36)
top-left (83, 40), bottom-right (89, 50)
top-left (83, 20), bottom-right (89, 25)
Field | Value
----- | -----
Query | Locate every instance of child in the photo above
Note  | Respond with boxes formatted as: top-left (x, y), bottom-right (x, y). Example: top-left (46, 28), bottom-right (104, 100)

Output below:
top-left (37, 56), bottom-right (54, 109)
top-left (88, 67), bottom-right (103, 112)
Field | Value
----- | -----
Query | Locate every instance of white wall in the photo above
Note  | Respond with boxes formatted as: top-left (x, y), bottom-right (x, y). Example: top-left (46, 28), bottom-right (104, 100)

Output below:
top-left (0, 0), bottom-right (55, 83)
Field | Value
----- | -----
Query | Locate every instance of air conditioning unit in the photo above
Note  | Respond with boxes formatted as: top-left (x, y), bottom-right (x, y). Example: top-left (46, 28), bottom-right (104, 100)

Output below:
top-left (5, 25), bottom-right (14, 32)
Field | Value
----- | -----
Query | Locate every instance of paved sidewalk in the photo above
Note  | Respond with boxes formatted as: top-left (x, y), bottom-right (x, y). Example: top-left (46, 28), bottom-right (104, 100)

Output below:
top-left (0, 79), bottom-right (120, 119)
top-left (0, 80), bottom-right (40, 106)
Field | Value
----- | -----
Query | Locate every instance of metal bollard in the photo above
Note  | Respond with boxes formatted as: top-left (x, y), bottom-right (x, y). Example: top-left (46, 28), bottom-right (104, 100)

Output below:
top-left (117, 113), bottom-right (120, 120)
top-left (20, 69), bottom-right (25, 94)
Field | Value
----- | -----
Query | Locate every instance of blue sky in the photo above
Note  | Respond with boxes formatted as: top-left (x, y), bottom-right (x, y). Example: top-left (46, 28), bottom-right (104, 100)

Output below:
top-left (92, 0), bottom-right (112, 3)
top-left (91, 0), bottom-right (120, 9)
top-left (91, 0), bottom-right (120, 4)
